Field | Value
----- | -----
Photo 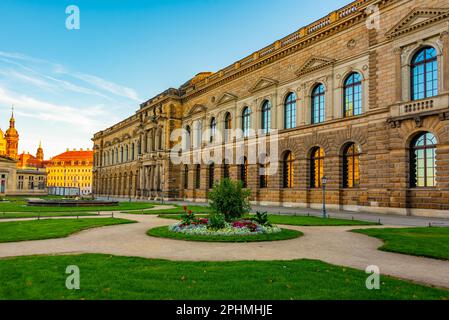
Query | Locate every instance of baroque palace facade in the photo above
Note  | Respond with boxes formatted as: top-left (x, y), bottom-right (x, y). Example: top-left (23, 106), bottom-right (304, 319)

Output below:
top-left (93, 0), bottom-right (449, 217)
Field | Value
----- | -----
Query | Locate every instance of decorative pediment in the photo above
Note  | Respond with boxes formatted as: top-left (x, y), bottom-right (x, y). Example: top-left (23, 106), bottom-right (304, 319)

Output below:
top-left (216, 92), bottom-right (238, 106)
top-left (296, 56), bottom-right (335, 77)
top-left (386, 8), bottom-right (449, 39)
top-left (249, 77), bottom-right (279, 93)
top-left (187, 104), bottom-right (207, 116)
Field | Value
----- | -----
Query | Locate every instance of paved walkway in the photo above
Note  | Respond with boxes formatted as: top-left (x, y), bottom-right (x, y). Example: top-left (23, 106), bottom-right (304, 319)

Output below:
top-left (0, 213), bottom-right (448, 290)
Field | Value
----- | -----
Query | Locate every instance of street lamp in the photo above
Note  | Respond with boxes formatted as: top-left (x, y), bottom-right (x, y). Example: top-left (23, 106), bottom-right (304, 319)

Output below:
top-left (322, 176), bottom-right (328, 219)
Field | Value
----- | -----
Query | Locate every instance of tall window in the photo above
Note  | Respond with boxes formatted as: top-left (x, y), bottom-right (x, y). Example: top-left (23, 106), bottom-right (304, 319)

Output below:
top-left (208, 163), bottom-right (215, 189)
top-left (210, 118), bottom-right (217, 143)
top-left (131, 143), bottom-right (135, 160)
top-left (312, 84), bottom-right (325, 124)
top-left (411, 47), bottom-right (438, 101)
top-left (184, 165), bottom-right (189, 189)
top-left (343, 143), bottom-right (361, 188)
top-left (242, 107), bottom-right (251, 138)
top-left (310, 147), bottom-right (324, 188)
top-left (185, 126), bottom-right (191, 150)
top-left (240, 157), bottom-right (248, 188)
top-left (223, 160), bottom-right (230, 179)
top-left (284, 93), bottom-right (297, 129)
top-left (259, 163), bottom-right (269, 188)
top-left (410, 132), bottom-right (437, 188)
top-left (261, 100), bottom-right (271, 134)
top-left (224, 113), bottom-right (232, 142)
top-left (283, 151), bottom-right (294, 188)
top-left (195, 164), bottom-right (201, 189)
top-left (344, 73), bottom-right (362, 117)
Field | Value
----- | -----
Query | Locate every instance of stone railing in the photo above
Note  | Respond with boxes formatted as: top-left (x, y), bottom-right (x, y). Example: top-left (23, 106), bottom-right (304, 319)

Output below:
top-left (390, 93), bottom-right (449, 118)
top-left (190, 0), bottom-right (371, 91)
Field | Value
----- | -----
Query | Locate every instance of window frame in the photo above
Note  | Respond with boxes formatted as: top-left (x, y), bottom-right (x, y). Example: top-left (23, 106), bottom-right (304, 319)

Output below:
top-left (343, 73), bottom-right (362, 117)
top-left (261, 100), bottom-right (271, 134)
top-left (411, 47), bottom-right (438, 101)
top-left (282, 151), bottom-right (294, 188)
top-left (310, 147), bottom-right (324, 188)
top-left (311, 84), bottom-right (325, 124)
top-left (410, 132), bottom-right (437, 188)
top-left (343, 143), bottom-right (361, 188)
top-left (284, 93), bottom-right (297, 129)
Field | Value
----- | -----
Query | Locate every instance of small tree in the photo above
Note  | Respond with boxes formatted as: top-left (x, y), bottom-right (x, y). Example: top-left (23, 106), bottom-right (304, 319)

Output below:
top-left (208, 178), bottom-right (251, 221)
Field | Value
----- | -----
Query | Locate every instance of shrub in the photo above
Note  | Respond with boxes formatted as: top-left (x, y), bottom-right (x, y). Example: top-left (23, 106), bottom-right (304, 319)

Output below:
top-left (208, 178), bottom-right (251, 221)
top-left (208, 213), bottom-right (226, 230)
top-left (252, 211), bottom-right (271, 227)
top-left (180, 206), bottom-right (196, 226)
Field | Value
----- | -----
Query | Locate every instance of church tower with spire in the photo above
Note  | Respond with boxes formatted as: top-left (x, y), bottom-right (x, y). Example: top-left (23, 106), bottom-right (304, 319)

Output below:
top-left (5, 108), bottom-right (19, 159)
top-left (36, 141), bottom-right (44, 161)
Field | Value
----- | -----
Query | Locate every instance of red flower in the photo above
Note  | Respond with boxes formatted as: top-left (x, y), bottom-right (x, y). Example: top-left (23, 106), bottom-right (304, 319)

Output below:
top-left (188, 210), bottom-right (193, 215)
top-left (183, 206), bottom-right (187, 211)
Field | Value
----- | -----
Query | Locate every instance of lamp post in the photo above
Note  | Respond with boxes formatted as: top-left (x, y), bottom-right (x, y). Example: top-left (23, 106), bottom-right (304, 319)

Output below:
top-left (322, 176), bottom-right (328, 219)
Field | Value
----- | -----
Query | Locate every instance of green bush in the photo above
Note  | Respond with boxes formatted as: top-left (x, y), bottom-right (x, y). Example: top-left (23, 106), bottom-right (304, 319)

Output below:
top-left (252, 211), bottom-right (271, 227)
top-left (208, 213), bottom-right (226, 230)
top-left (208, 178), bottom-right (251, 222)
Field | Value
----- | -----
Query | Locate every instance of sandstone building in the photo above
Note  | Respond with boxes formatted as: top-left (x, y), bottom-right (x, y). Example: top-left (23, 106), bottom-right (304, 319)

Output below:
top-left (92, 0), bottom-right (449, 218)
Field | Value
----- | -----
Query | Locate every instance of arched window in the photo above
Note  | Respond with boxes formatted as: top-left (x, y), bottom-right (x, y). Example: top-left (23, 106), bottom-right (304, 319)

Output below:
top-left (240, 157), bottom-right (248, 188)
top-left (242, 107), bottom-right (251, 138)
top-left (125, 145), bottom-right (129, 162)
top-left (184, 165), bottom-right (189, 189)
top-left (284, 93), bottom-right (297, 129)
top-left (261, 100), bottom-right (271, 134)
top-left (131, 143), bottom-right (135, 160)
top-left (344, 73), bottom-right (362, 117)
top-left (411, 47), bottom-right (438, 101)
top-left (283, 151), bottom-right (294, 188)
top-left (410, 132), bottom-right (437, 188)
top-left (210, 118), bottom-right (217, 143)
top-left (343, 143), bottom-right (361, 188)
top-left (195, 164), bottom-right (201, 189)
top-left (312, 84), bottom-right (325, 124)
top-left (310, 147), bottom-right (324, 188)
top-left (208, 163), bottom-right (215, 189)
top-left (224, 113), bottom-right (232, 142)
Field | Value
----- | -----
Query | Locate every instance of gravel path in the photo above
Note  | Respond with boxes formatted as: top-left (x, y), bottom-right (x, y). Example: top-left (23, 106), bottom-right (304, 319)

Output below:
top-left (0, 212), bottom-right (448, 289)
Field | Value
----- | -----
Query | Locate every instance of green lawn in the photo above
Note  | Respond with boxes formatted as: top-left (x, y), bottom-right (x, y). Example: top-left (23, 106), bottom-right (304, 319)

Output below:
top-left (0, 199), bottom-right (155, 213)
top-left (353, 227), bottom-right (449, 261)
top-left (158, 213), bottom-right (377, 226)
top-left (0, 254), bottom-right (447, 300)
top-left (148, 226), bottom-right (302, 242)
top-left (0, 218), bottom-right (134, 243)
top-left (0, 212), bottom-right (97, 220)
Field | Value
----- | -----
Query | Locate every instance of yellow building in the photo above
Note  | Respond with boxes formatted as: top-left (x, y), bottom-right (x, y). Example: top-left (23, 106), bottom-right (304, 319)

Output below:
top-left (46, 149), bottom-right (94, 196)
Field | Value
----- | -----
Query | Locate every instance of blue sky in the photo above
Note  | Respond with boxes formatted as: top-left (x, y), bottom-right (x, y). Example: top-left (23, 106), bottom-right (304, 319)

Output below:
top-left (0, 0), bottom-right (349, 158)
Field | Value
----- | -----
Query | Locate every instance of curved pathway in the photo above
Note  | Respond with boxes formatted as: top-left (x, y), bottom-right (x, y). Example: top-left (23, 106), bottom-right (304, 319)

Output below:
top-left (0, 213), bottom-right (448, 290)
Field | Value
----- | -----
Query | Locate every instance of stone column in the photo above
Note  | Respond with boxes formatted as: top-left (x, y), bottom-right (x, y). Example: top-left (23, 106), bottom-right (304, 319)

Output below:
top-left (441, 31), bottom-right (449, 92)
top-left (394, 47), bottom-right (403, 102)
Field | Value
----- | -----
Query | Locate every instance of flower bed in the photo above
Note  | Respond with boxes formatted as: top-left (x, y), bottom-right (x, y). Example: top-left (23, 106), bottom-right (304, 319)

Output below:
top-left (169, 218), bottom-right (282, 237)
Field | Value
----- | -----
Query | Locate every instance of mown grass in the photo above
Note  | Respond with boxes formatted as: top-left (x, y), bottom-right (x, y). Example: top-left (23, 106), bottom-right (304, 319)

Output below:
top-left (148, 226), bottom-right (302, 243)
top-left (157, 213), bottom-right (377, 226)
top-left (0, 218), bottom-right (134, 243)
top-left (0, 212), bottom-right (97, 220)
top-left (0, 254), bottom-right (447, 300)
top-left (0, 198), bottom-right (155, 213)
top-left (353, 227), bottom-right (449, 261)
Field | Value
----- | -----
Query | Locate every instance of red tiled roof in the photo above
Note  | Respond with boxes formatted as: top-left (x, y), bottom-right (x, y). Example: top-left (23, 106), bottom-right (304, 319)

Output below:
top-left (50, 150), bottom-right (93, 162)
